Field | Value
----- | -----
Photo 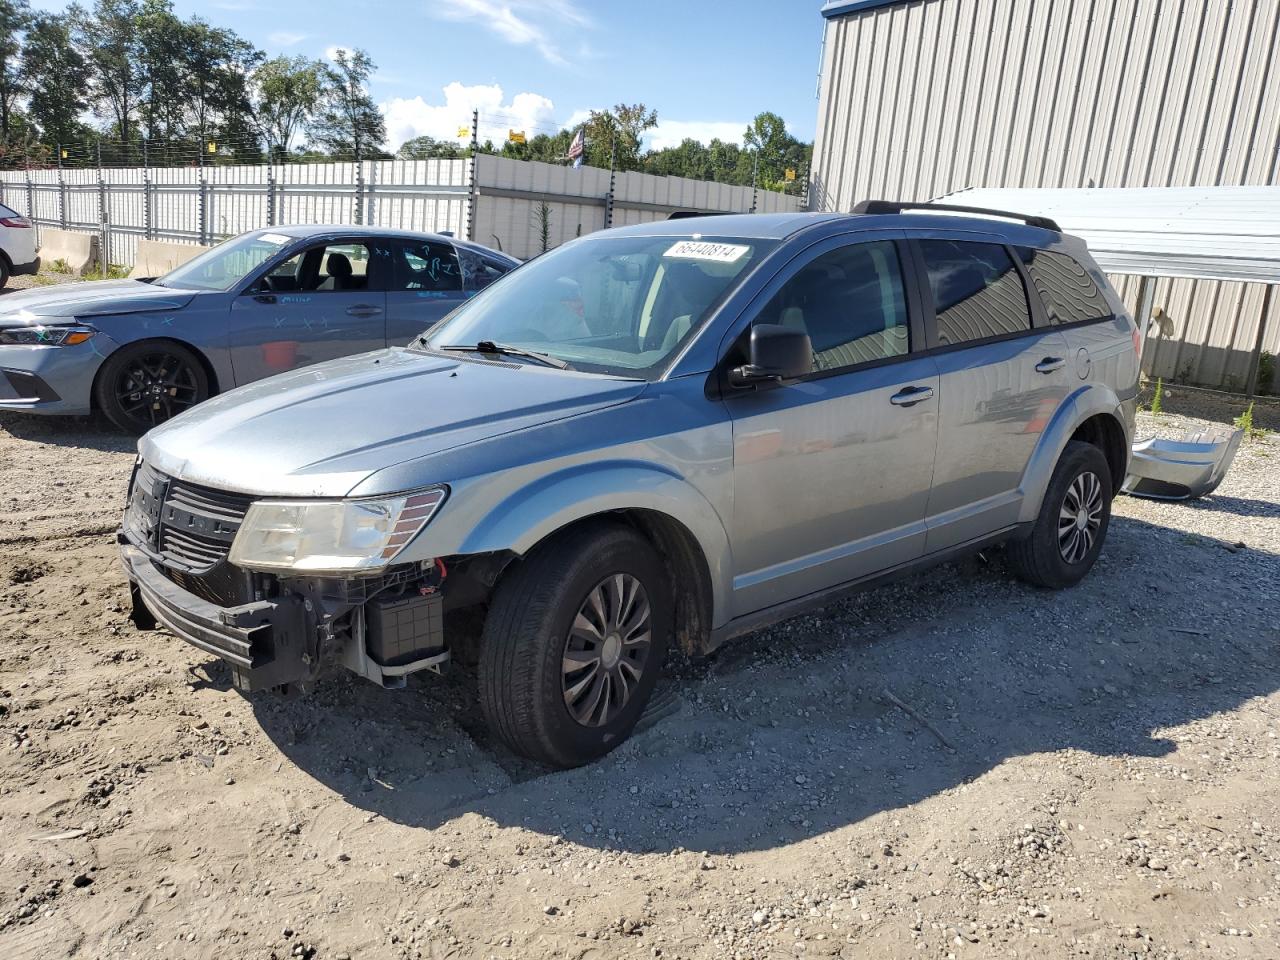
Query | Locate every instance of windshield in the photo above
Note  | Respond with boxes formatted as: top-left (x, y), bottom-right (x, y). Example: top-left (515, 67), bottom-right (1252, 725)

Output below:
top-left (420, 234), bottom-right (774, 377)
top-left (155, 230), bottom-right (295, 292)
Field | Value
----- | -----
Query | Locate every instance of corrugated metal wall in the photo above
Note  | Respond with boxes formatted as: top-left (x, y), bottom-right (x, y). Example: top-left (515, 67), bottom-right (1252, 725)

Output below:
top-left (811, 0), bottom-right (1280, 390)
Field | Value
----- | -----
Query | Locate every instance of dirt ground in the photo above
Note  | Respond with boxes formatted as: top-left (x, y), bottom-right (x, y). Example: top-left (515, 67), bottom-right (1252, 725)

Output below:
top-left (0, 397), bottom-right (1277, 960)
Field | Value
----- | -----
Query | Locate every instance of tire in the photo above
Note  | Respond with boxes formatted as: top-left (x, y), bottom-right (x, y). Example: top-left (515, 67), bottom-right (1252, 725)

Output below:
top-left (1006, 440), bottom-right (1113, 589)
top-left (478, 522), bottom-right (672, 768)
top-left (0, 257), bottom-right (10, 289)
top-left (94, 340), bottom-right (211, 434)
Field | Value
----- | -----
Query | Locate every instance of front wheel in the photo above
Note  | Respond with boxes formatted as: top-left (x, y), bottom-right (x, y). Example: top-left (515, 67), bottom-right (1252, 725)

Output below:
top-left (478, 522), bottom-right (671, 768)
top-left (94, 341), bottom-right (210, 434)
top-left (1006, 440), bottom-right (1113, 589)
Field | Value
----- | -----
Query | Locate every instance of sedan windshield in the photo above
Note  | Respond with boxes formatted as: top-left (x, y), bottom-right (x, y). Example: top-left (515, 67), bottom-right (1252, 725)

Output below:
top-left (421, 234), bottom-right (774, 377)
top-left (155, 231), bottom-right (295, 292)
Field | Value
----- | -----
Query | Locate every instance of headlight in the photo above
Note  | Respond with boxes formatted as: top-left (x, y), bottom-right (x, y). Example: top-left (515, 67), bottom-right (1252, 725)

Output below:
top-left (0, 324), bottom-right (95, 346)
top-left (228, 487), bottom-right (447, 574)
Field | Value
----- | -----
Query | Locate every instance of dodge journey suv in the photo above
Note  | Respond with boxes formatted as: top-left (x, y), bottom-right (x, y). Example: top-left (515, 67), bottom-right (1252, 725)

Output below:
top-left (120, 202), bottom-right (1139, 768)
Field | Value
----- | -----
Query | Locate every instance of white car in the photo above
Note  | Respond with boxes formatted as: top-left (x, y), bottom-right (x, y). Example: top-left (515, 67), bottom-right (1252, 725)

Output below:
top-left (0, 204), bottom-right (39, 289)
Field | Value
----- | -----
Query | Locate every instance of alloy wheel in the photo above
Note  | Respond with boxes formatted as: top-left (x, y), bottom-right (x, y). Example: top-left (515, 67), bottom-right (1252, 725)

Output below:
top-left (562, 573), bottom-right (652, 727)
top-left (1058, 470), bottom-right (1104, 564)
top-left (116, 351), bottom-right (202, 427)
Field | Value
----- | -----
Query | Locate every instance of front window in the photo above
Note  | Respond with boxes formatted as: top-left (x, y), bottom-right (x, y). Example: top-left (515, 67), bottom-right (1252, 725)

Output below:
top-left (421, 235), bottom-right (774, 377)
top-left (155, 231), bottom-right (296, 292)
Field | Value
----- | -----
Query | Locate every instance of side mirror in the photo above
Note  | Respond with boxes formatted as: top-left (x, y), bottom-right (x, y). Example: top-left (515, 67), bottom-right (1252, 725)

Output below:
top-left (729, 323), bottom-right (812, 387)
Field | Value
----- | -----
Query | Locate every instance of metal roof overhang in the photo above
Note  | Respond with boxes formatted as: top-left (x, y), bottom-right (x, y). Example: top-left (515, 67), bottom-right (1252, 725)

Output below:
top-left (935, 186), bottom-right (1280, 285)
top-left (821, 0), bottom-right (910, 17)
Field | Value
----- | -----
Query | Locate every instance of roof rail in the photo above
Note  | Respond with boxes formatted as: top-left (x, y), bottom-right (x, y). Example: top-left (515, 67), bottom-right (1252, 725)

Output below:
top-left (851, 199), bottom-right (1061, 232)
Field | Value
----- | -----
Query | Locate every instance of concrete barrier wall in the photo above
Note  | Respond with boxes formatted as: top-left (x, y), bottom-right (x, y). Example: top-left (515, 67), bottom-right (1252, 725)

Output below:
top-left (36, 227), bottom-right (98, 276)
top-left (129, 239), bottom-right (210, 279)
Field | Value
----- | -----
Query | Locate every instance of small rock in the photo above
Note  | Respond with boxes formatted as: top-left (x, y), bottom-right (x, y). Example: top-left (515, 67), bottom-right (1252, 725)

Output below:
top-left (544, 905), bottom-right (559, 916)
top-left (71, 874), bottom-right (93, 888)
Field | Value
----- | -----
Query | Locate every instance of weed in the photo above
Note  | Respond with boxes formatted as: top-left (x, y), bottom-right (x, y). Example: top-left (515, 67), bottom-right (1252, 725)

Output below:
top-left (49, 257), bottom-right (72, 274)
top-left (1150, 377), bottom-right (1164, 416)
top-left (1234, 402), bottom-right (1270, 441)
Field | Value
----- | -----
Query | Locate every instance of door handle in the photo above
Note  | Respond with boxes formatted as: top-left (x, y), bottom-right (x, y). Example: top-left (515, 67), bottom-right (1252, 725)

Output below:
top-left (253, 294), bottom-right (276, 304)
top-left (1035, 356), bottom-right (1066, 374)
top-left (889, 385), bottom-right (934, 407)
top-left (346, 304), bottom-right (383, 318)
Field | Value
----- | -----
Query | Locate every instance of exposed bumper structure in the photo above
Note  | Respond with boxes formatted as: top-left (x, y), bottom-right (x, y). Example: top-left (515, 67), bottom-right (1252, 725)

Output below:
top-left (1122, 426), bottom-right (1243, 500)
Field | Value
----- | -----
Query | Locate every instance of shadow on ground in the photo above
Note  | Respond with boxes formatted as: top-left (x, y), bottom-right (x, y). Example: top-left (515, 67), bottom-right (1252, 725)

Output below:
top-left (0, 411), bottom-right (135, 453)
top-left (239, 513), bottom-right (1280, 856)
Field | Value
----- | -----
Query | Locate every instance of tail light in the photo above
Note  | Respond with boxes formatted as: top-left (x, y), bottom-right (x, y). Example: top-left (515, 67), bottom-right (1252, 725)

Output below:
top-left (1130, 321), bottom-right (1142, 359)
top-left (0, 216), bottom-right (31, 228)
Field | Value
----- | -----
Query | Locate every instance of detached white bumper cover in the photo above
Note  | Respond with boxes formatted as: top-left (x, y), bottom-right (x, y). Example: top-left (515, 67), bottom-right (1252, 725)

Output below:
top-left (1122, 426), bottom-right (1244, 500)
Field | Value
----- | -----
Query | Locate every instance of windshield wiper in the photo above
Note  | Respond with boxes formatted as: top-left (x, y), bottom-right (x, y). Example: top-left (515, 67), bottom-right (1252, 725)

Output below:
top-left (437, 340), bottom-right (571, 370)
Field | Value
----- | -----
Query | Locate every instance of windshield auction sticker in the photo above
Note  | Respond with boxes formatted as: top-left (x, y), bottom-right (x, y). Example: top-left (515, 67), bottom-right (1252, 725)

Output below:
top-left (259, 233), bottom-right (291, 245)
top-left (663, 240), bottom-right (750, 263)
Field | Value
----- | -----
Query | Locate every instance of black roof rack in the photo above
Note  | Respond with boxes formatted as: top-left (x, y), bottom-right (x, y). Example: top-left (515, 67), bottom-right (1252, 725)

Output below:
top-left (666, 210), bottom-right (728, 220)
top-left (851, 199), bottom-right (1061, 233)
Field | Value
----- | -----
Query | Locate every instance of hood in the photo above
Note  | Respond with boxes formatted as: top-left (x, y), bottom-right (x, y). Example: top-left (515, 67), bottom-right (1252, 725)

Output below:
top-left (0, 280), bottom-right (197, 320)
top-left (140, 348), bottom-right (646, 497)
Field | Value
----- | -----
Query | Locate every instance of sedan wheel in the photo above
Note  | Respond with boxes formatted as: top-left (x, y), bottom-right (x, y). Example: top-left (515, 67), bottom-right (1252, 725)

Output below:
top-left (94, 341), bottom-right (211, 434)
top-left (562, 574), bottom-right (653, 728)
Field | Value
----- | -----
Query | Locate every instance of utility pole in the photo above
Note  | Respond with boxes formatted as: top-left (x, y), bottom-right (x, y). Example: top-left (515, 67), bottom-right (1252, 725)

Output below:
top-left (466, 107), bottom-right (479, 241)
top-left (604, 135), bottom-right (617, 229)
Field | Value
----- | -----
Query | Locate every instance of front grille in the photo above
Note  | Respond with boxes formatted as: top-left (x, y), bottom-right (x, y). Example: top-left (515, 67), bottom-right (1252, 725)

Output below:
top-left (126, 463), bottom-right (258, 607)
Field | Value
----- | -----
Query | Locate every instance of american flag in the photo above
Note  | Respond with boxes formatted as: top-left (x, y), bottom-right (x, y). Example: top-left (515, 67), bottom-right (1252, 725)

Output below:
top-left (567, 127), bottom-right (585, 168)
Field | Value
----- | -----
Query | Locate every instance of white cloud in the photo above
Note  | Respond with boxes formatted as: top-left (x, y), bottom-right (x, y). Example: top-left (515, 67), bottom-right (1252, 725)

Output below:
top-left (646, 120), bottom-right (748, 151)
top-left (381, 82), bottom-right (558, 151)
top-left (431, 0), bottom-right (591, 66)
top-left (268, 31), bottom-right (307, 48)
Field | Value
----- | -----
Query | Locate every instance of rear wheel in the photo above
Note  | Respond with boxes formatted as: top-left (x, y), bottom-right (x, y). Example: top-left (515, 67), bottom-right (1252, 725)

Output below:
top-left (478, 522), bottom-right (671, 768)
top-left (94, 341), bottom-right (210, 434)
top-left (1007, 440), bottom-right (1112, 589)
top-left (0, 257), bottom-right (10, 289)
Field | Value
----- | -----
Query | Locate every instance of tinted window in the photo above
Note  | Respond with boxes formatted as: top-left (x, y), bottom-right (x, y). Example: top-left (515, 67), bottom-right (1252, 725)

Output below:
top-left (457, 246), bottom-right (510, 291)
top-left (1017, 248), bottom-right (1112, 325)
top-left (0, 203), bottom-right (17, 218)
top-left (919, 240), bottom-right (1031, 346)
top-left (392, 240), bottom-right (462, 292)
top-left (755, 240), bottom-right (909, 372)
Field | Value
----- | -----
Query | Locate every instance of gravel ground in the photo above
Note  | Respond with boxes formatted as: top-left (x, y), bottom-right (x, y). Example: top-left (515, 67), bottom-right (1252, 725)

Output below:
top-left (0, 407), bottom-right (1277, 960)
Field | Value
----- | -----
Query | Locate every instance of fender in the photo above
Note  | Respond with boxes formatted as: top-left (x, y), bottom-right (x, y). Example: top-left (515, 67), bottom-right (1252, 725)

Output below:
top-left (1016, 382), bottom-right (1124, 524)
top-left (457, 459), bottom-right (735, 628)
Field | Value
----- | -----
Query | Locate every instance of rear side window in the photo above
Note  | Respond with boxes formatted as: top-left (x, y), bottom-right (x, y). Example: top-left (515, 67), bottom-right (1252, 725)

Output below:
top-left (754, 240), bottom-right (909, 372)
top-left (0, 203), bottom-right (17, 218)
top-left (1017, 248), bottom-right (1112, 325)
top-left (392, 240), bottom-right (462, 293)
top-left (918, 240), bottom-right (1031, 346)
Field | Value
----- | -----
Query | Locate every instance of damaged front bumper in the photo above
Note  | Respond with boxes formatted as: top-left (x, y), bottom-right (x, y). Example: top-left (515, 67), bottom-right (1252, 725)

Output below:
top-left (120, 540), bottom-right (451, 693)
top-left (1122, 426), bottom-right (1244, 501)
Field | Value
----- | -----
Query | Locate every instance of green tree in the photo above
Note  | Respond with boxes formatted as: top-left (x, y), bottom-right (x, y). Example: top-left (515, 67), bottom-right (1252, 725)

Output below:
top-left (179, 19), bottom-right (262, 157)
top-left (0, 0), bottom-right (32, 143)
top-left (251, 55), bottom-right (324, 162)
top-left (743, 110), bottom-right (810, 195)
top-left (75, 0), bottom-right (146, 152)
top-left (581, 102), bottom-right (656, 171)
top-left (22, 13), bottom-right (91, 147)
top-left (309, 48), bottom-right (386, 159)
top-left (397, 135), bottom-right (464, 160)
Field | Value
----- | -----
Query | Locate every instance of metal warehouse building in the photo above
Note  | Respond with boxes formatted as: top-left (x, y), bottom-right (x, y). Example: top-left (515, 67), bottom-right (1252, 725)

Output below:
top-left (810, 0), bottom-right (1280, 391)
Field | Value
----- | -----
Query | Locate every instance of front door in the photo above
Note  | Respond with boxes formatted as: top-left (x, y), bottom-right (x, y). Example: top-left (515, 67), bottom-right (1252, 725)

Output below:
top-left (910, 237), bottom-right (1074, 552)
top-left (384, 238), bottom-right (469, 345)
top-left (228, 240), bottom-right (390, 385)
top-left (726, 238), bottom-right (940, 617)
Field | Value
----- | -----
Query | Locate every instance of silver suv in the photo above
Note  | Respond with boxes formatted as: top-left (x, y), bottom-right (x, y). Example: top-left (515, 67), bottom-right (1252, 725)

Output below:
top-left (120, 203), bottom-right (1139, 768)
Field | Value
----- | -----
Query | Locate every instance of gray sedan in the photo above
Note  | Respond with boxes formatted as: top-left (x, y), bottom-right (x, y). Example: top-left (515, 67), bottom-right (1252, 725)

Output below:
top-left (0, 225), bottom-right (517, 432)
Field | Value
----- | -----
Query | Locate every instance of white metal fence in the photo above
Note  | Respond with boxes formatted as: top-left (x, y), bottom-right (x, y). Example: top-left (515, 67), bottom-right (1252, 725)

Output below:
top-left (0, 156), bottom-right (804, 265)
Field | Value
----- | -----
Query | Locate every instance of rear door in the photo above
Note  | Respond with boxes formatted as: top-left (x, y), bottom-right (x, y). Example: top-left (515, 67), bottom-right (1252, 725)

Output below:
top-left (228, 239), bottom-right (391, 385)
top-left (909, 236), bottom-right (1073, 552)
top-left (384, 238), bottom-right (468, 345)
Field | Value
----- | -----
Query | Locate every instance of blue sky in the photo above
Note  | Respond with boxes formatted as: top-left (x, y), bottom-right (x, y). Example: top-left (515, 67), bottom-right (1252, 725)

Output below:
top-left (32, 0), bottom-right (827, 150)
